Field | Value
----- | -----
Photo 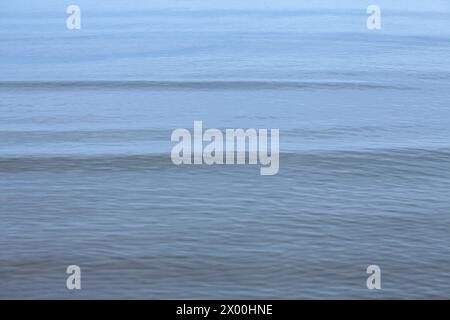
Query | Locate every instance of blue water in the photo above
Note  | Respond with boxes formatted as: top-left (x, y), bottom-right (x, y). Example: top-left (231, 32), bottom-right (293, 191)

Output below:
top-left (1, 0), bottom-right (450, 299)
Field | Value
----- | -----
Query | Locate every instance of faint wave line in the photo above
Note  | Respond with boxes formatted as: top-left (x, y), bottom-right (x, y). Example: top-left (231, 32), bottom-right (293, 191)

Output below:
top-left (1, 148), bottom-right (448, 173)
top-left (0, 80), bottom-right (414, 91)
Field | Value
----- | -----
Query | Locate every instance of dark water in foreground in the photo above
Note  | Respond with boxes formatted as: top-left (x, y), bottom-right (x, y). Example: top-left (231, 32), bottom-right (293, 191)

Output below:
top-left (1, 150), bottom-right (450, 299)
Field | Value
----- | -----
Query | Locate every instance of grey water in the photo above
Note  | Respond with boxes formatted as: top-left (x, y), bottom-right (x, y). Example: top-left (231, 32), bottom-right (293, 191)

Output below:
top-left (1, 0), bottom-right (450, 299)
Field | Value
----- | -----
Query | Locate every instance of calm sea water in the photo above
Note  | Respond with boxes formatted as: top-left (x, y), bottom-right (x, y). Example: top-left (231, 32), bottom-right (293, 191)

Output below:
top-left (1, 1), bottom-right (450, 299)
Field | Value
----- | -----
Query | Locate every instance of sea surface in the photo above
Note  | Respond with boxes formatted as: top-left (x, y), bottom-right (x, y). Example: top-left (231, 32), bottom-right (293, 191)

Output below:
top-left (1, 0), bottom-right (450, 299)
